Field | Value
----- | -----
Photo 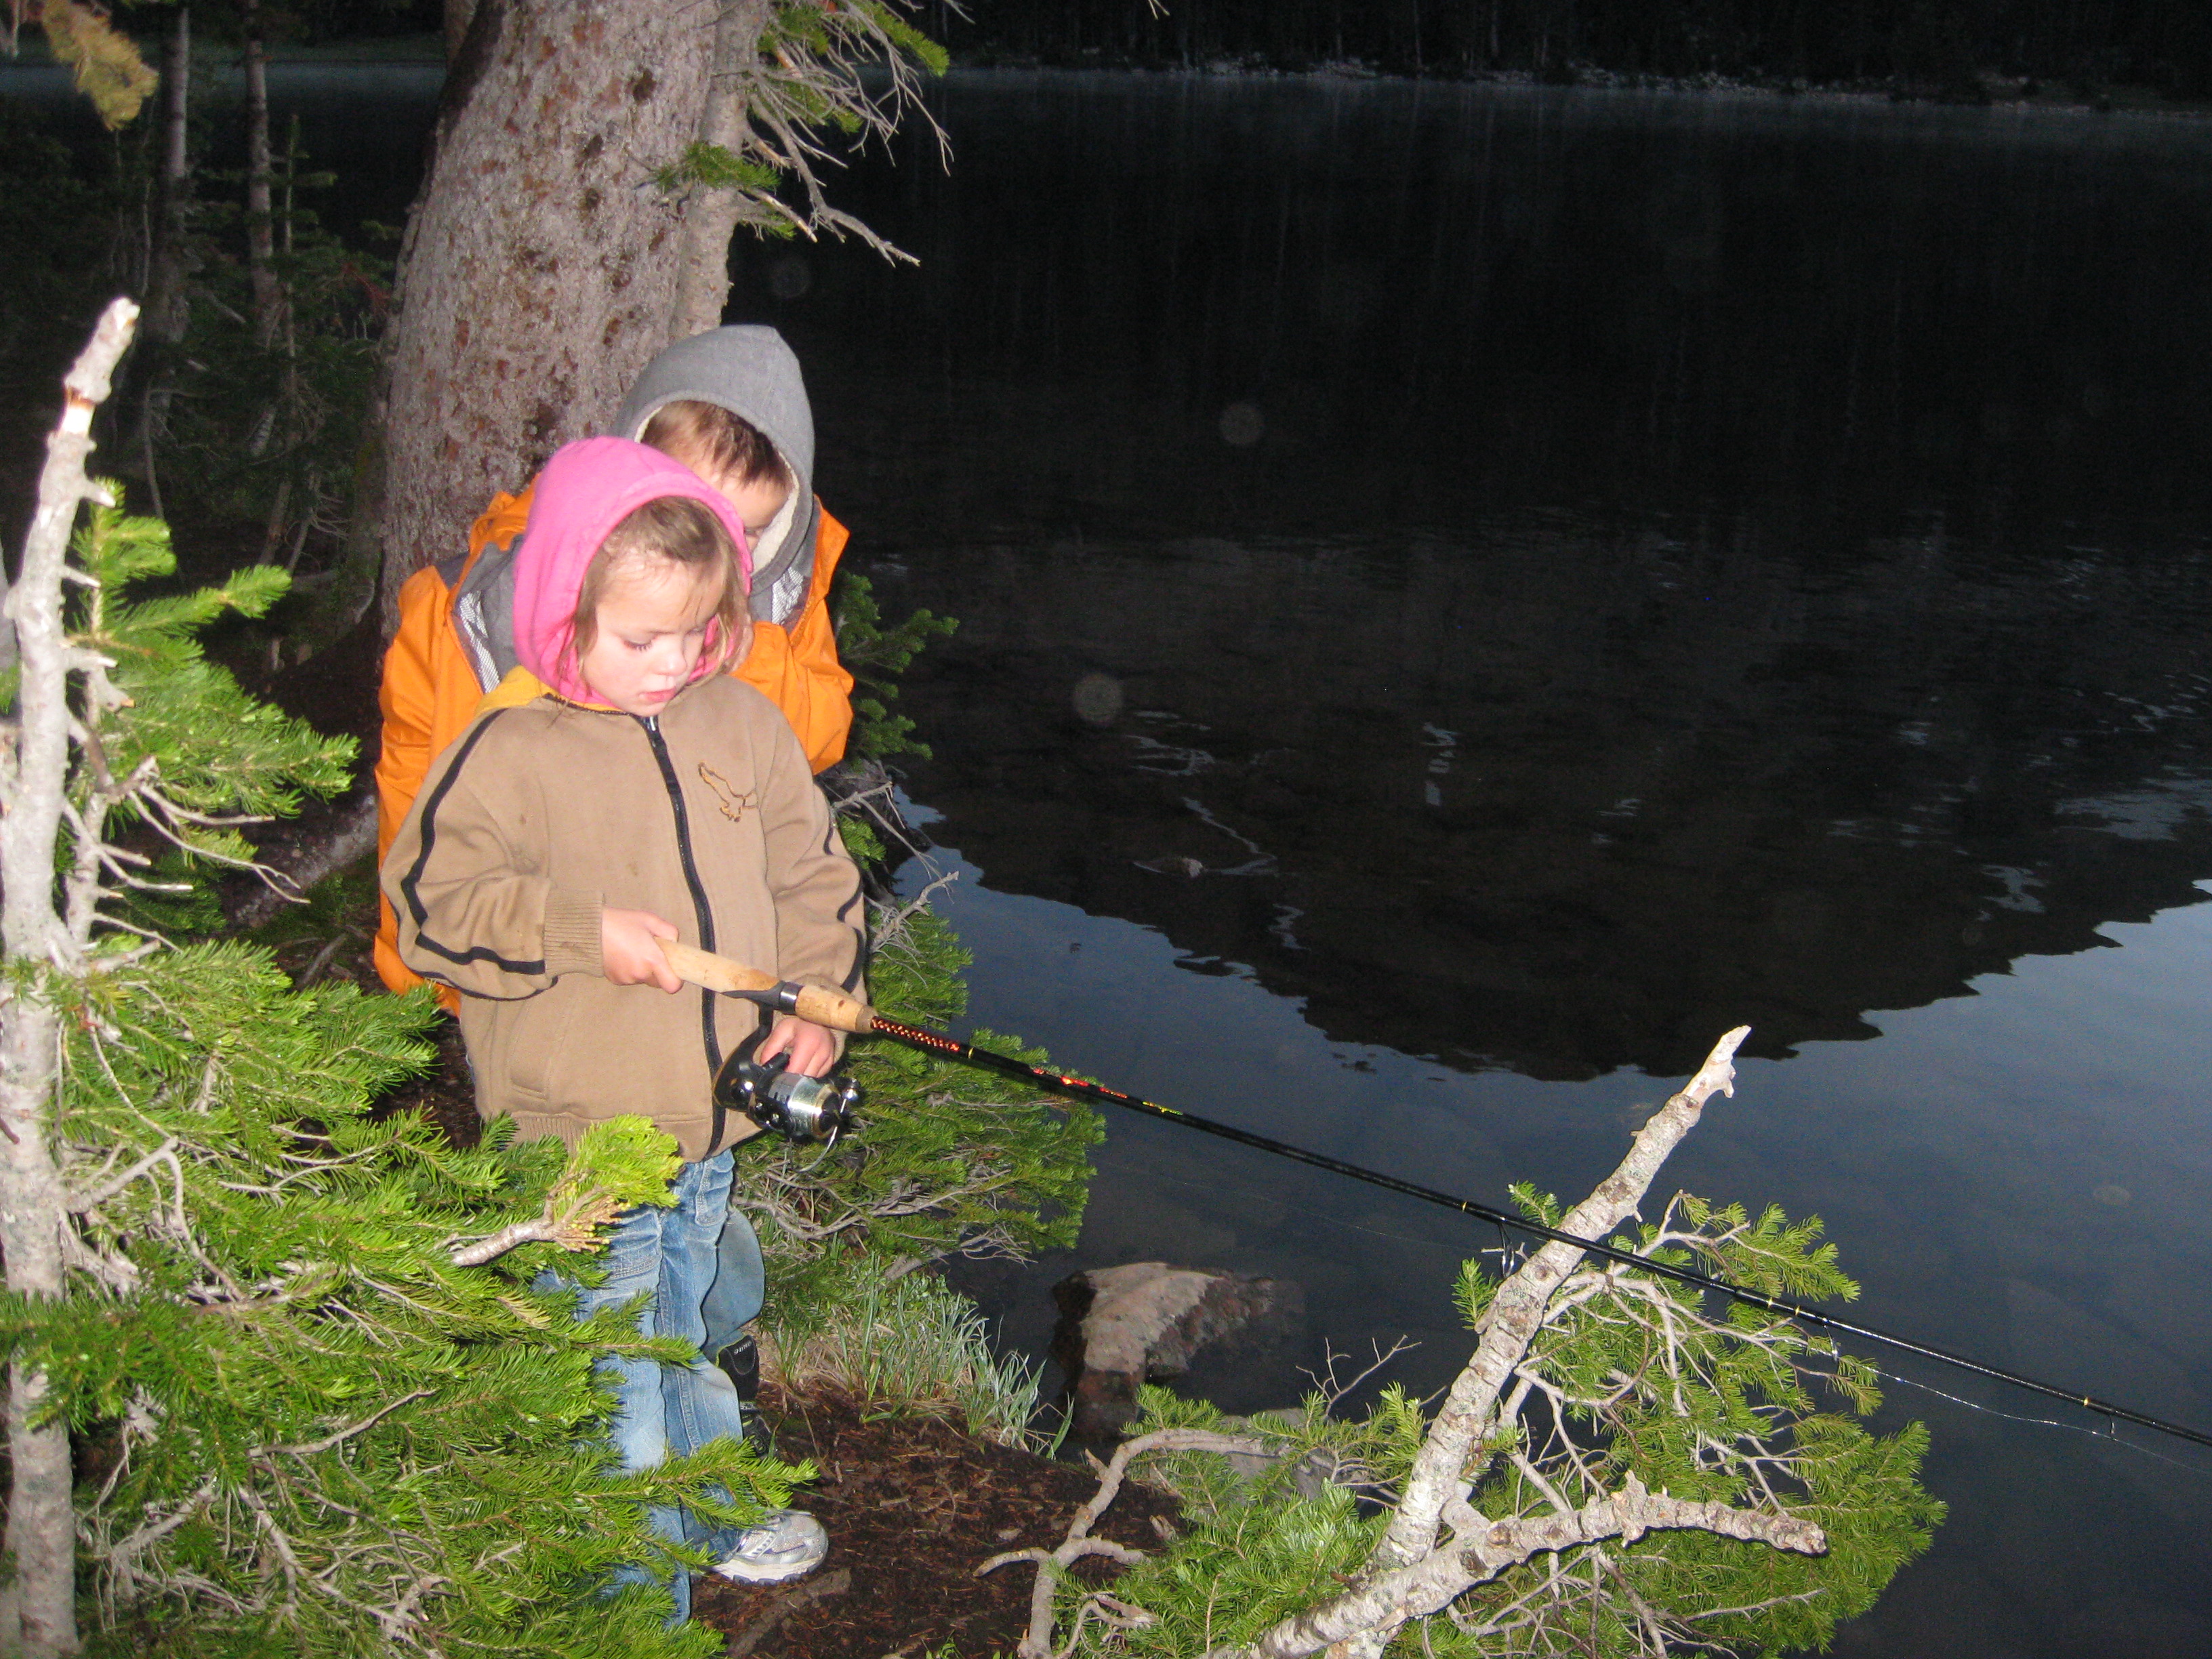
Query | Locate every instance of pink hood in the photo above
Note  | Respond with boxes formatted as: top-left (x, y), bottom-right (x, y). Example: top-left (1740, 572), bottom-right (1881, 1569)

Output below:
top-left (511, 437), bottom-right (753, 707)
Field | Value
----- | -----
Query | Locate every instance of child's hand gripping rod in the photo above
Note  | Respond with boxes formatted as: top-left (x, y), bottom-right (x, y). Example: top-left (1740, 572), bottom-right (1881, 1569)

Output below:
top-left (659, 937), bottom-right (2212, 1456)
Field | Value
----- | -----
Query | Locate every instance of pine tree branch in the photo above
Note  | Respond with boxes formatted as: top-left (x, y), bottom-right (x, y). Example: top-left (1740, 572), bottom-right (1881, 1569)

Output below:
top-left (98, 1476), bottom-right (217, 1595)
top-left (445, 1170), bottom-right (630, 1267)
top-left (878, 868), bottom-right (959, 945)
top-left (1197, 1029), bottom-right (1763, 1659)
top-left (258, 1392), bottom-right (434, 1460)
top-left (1204, 1475), bottom-right (1823, 1659)
top-left (59, 1225), bottom-right (141, 1295)
top-left (66, 1137), bottom-right (181, 1214)
top-left (1378, 1027), bottom-right (1751, 1573)
top-left (689, 0), bottom-right (953, 266)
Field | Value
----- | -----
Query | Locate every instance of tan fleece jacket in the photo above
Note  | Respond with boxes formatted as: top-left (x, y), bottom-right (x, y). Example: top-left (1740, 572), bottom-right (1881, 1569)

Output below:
top-left (380, 673), bottom-right (865, 1160)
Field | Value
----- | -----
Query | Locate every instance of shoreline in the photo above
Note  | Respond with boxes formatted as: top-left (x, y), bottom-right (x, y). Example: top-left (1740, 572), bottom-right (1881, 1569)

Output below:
top-left (3, 36), bottom-right (2204, 121)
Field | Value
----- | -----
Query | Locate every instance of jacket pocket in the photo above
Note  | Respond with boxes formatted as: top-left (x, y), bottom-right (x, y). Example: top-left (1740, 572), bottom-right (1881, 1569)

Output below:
top-left (494, 987), bottom-right (569, 1107)
top-left (536, 979), bottom-right (706, 1126)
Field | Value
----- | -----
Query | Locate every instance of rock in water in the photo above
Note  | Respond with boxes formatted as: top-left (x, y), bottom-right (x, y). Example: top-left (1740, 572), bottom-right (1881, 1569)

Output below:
top-left (1052, 1263), bottom-right (1305, 1441)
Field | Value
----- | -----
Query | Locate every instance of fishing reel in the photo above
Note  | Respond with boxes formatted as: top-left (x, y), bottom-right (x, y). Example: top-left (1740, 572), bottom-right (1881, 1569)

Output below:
top-left (714, 1025), bottom-right (863, 1145)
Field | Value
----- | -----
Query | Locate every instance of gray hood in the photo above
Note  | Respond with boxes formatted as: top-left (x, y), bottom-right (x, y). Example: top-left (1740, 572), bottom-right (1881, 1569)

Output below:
top-left (609, 326), bottom-right (821, 629)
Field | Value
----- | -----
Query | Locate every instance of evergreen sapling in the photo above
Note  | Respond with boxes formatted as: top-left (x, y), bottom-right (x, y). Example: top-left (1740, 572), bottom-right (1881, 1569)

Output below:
top-left (1, 301), bottom-right (802, 1659)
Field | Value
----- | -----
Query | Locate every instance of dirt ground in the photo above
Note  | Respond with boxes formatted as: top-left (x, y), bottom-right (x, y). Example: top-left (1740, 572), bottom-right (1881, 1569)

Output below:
top-left (697, 1387), bottom-right (1178, 1659)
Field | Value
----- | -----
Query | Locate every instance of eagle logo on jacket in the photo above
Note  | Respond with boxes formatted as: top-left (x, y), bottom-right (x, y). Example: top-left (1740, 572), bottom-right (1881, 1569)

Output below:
top-left (697, 764), bottom-right (757, 825)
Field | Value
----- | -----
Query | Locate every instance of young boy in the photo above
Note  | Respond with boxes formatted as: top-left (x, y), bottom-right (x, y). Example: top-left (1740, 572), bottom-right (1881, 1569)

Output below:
top-left (382, 439), bottom-right (864, 1611)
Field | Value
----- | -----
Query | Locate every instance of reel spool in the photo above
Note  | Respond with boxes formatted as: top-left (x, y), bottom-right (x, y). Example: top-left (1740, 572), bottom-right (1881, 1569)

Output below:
top-left (713, 1026), bottom-right (863, 1145)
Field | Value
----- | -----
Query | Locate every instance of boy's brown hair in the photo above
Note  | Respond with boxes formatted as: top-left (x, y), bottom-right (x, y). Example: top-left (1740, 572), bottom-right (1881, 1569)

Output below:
top-left (565, 495), bottom-right (750, 681)
top-left (639, 400), bottom-right (788, 488)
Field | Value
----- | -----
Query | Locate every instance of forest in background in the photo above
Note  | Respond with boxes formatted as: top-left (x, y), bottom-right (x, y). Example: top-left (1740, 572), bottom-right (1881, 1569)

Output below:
top-left (900, 0), bottom-right (2212, 96)
top-left (58, 0), bottom-right (2210, 100)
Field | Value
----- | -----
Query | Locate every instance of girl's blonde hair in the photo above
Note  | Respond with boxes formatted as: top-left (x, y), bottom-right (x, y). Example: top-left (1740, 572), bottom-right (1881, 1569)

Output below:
top-left (561, 495), bottom-right (749, 686)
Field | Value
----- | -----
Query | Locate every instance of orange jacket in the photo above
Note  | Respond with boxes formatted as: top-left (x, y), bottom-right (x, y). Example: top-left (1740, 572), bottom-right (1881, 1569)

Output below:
top-left (373, 483), bottom-right (854, 1000)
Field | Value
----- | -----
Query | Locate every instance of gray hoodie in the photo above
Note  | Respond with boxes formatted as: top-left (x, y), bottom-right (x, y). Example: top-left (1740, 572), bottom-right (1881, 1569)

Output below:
top-left (446, 326), bottom-right (823, 692)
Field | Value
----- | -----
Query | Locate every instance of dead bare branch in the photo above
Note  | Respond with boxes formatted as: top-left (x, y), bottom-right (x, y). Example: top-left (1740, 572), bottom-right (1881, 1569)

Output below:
top-left (978, 1426), bottom-right (1267, 1659)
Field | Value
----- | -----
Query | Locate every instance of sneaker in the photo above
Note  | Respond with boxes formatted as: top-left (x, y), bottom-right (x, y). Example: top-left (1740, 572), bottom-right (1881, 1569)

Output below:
top-left (711, 1509), bottom-right (828, 1584)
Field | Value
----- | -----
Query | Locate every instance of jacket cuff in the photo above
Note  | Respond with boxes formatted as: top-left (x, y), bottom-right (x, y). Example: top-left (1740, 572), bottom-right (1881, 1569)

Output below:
top-left (542, 888), bottom-right (603, 978)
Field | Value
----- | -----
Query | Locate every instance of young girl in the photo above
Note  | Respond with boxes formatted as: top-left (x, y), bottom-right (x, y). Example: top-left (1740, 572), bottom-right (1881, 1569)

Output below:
top-left (381, 437), bottom-right (864, 1612)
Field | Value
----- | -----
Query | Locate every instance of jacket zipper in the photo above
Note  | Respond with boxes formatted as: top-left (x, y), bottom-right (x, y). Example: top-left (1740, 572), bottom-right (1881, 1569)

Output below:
top-left (642, 715), bottom-right (729, 1153)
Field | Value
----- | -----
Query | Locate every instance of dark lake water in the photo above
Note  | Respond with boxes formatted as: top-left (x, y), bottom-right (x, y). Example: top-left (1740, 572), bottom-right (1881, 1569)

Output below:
top-left (13, 60), bottom-right (2212, 1657)
top-left (757, 75), bottom-right (2212, 1659)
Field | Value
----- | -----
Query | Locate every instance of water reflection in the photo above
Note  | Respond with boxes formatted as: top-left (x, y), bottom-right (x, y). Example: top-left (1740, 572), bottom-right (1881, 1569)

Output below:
top-left (930, 856), bottom-right (2212, 1659)
top-left (766, 75), bottom-right (2212, 1080)
top-left (873, 515), bottom-right (2212, 1078)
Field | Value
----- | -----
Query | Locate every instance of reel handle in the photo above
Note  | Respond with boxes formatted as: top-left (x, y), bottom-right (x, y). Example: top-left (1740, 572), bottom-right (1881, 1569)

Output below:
top-left (657, 941), bottom-right (878, 1036)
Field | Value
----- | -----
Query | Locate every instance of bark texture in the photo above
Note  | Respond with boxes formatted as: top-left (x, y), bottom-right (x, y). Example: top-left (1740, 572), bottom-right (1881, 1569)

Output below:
top-left (145, 5), bottom-right (192, 349)
top-left (669, 0), bottom-right (777, 340)
top-left (375, 0), bottom-right (720, 622)
top-left (1226, 1474), bottom-right (1822, 1659)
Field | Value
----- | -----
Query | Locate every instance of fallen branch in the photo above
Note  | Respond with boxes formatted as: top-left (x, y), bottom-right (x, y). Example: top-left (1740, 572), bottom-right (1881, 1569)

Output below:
top-left (1380, 1027), bottom-right (1751, 1574)
top-left (1203, 1472), bottom-right (1823, 1659)
top-left (979, 1426), bottom-right (1265, 1659)
top-left (225, 794), bottom-right (378, 930)
top-left (1195, 1029), bottom-right (1822, 1659)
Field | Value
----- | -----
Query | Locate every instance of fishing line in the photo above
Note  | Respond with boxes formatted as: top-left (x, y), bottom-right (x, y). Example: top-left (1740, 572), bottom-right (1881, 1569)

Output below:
top-left (1864, 1364), bottom-right (2212, 1478)
top-left (668, 946), bottom-right (2212, 1458)
top-left (1064, 1155), bottom-right (2212, 1477)
top-left (1061, 1146), bottom-right (2212, 1475)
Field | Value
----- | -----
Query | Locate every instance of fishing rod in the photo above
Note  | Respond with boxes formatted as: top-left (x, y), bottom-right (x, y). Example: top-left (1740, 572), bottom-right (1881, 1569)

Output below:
top-left (662, 942), bottom-right (2212, 1456)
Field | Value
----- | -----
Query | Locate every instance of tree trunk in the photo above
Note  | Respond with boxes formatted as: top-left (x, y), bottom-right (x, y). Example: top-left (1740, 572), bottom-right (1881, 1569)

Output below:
top-left (124, 3), bottom-right (194, 515)
top-left (371, 0), bottom-right (722, 626)
top-left (667, 0), bottom-right (776, 342)
top-left (241, 0), bottom-right (283, 348)
top-left (444, 0), bottom-right (478, 66)
top-left (146, 5), bottom-right (192, 347)
top-left (0, 300), bottom-right (139, 1659)
top-left (0, 1008), bottom-right (75, 1659)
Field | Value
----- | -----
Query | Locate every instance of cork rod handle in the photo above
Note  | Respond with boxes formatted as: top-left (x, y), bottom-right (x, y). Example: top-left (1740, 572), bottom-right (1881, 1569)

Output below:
top-left (657, 940), bottom-right (776, 995)
top-left (657, 940), bottom-right (878, 1036)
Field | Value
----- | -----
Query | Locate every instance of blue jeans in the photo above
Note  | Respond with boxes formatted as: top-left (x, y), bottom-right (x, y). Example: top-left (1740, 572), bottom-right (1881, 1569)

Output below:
top-left (546, 1151), bottom-right (752, 1624)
